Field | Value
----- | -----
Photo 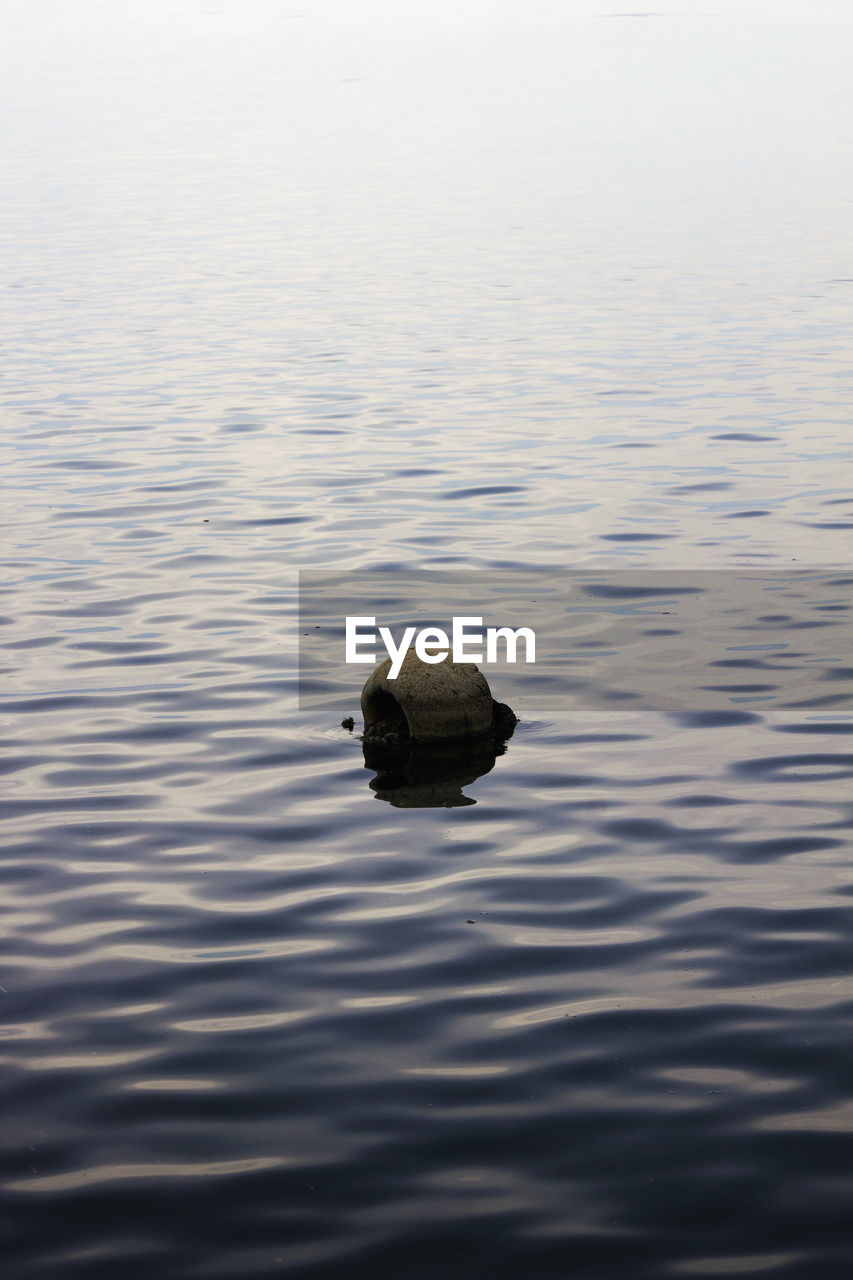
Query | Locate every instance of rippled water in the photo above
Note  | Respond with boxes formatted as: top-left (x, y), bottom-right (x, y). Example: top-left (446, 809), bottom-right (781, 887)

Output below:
top-left (3, 2), bottom-right (853, 1277)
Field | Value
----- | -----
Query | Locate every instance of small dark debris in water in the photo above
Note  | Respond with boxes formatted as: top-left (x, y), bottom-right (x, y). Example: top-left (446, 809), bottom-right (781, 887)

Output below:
top-left (466, 920), bottom-right (475, 924)
top-left (341, 717), bottom-right (354, 732)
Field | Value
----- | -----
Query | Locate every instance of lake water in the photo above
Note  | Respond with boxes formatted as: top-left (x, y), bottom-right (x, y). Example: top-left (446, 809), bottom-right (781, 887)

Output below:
top-left (2, 1), bottom-right (853, 1276)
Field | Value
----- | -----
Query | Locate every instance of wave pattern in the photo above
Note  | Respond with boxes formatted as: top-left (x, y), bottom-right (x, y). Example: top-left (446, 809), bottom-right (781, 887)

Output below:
top-left (3, 696), bottom-right (853, 1278)
top-left (3, 2), bottom-right (853, 1277)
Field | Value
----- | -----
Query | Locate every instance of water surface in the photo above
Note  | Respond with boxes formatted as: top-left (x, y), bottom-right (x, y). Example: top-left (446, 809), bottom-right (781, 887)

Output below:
top-left (2, 2), bottom-right (853, 1277)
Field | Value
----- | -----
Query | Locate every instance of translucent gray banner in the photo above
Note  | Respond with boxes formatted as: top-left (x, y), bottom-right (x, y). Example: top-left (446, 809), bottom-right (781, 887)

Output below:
top-left (298, 570), bottom-right (853, 715)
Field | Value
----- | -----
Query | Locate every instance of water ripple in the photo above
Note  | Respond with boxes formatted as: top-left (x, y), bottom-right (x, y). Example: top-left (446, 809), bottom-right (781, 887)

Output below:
top-left (3, 2), bottom-right (853, 1276)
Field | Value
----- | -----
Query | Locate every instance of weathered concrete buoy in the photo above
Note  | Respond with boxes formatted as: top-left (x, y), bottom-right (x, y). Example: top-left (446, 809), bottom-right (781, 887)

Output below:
top-left (360, 648), bottom-right (515, 745)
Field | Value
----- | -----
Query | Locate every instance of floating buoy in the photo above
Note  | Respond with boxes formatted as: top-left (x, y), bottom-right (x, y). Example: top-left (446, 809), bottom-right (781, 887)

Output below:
top-left (360, 648), bottom-right (516, 745)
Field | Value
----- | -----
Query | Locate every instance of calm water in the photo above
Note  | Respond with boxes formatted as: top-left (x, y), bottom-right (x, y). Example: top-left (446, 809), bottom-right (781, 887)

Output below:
top-left (2, 1), bottom-right (853, 1276)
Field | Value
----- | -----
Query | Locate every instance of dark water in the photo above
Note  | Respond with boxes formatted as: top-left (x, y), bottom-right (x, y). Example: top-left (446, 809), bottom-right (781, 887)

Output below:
top-left (2, 2), bottom-right (853, 1277)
